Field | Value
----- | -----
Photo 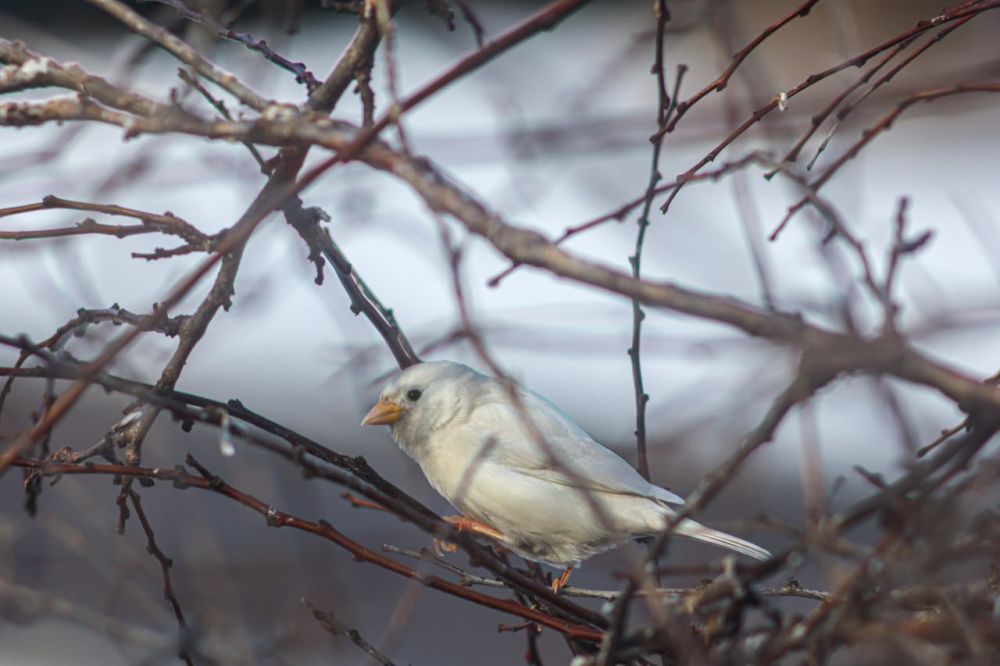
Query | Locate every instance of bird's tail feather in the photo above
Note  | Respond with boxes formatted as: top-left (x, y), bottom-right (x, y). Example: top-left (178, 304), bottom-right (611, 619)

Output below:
top-left (675, 519), bottom-right (771, 561)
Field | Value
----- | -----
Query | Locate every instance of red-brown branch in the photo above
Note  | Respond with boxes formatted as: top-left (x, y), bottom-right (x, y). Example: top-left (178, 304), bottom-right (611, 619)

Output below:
top-left (661, 0), bottom-right (823, 135)
top-left (770, 82), bottom-right (1000, 239)
top-left (11, 455), bottom-right (604, 643)
top-left (657, 0), bottom-right (1000, 214)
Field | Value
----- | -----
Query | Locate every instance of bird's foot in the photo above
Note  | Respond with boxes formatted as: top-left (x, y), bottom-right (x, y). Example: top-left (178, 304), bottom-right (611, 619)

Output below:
top-left (433, 538), bottom-right (459, 556)
top-left (551, 565), bottom-right (573, 594)
top-left (444, 515), bottom-right (505, 539)
top-left (434, 515), bottom-right (504, 556)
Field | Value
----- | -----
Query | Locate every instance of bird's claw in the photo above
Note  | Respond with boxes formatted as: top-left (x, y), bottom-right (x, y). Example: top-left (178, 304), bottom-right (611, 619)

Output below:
top-left (433, 538), bottom-right (459, 556)
top-left (551, 566), bottom-right (573, 594)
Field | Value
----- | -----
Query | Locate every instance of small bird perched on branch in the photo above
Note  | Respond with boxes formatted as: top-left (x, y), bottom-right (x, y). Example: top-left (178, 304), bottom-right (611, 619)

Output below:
top-left (362, 361), bottom-right (770, 591)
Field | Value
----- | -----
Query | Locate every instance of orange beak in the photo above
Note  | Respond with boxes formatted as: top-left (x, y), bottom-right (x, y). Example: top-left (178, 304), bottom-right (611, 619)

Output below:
top-left (361, 400), bottom-right (406, 426)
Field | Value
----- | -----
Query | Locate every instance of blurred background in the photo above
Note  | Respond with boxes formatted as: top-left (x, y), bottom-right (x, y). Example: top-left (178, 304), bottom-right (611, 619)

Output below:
top-left (2, 0), bottom-right (1000, 663)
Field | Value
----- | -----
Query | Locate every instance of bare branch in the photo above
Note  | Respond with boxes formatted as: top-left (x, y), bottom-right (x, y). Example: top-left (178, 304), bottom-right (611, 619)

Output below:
top-left (304, 599), bottom-right (398, 666)
top-left (125, 488), bottom-right (193, 666)
top-left (661, 0), bottom-right (823, 134)
top-left (84, 0), bottom-right (272, 110)
top-left (11, 455), bottom-right (606, 642)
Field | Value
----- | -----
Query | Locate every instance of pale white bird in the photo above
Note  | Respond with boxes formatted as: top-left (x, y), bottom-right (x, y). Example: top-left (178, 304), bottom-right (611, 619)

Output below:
top-left (362, 361), bottom-right (770, 590)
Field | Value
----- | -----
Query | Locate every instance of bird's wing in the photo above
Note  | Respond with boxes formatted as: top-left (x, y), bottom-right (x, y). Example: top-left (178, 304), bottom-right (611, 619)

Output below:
top-left (462, 388), bottom-right (685, 506)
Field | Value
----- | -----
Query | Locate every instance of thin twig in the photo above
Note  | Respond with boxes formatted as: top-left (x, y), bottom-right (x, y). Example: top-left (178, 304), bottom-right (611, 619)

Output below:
top-left (659, 0), bottom-right (823, 135)
top-left (771, 82), bottom-right (1000, 240)
top-left (85, 0), bottom-right (272, 110)
top-left (126, 488), bottom-right (193, 666)
top-left (150, 0), bottom-right (321, 92)
top-left (629, 17), bottom-right (684, 481)
top-left (304, 599), bottom-right (398, 666)
top-left (658, 2), bottom-right (1000, 216)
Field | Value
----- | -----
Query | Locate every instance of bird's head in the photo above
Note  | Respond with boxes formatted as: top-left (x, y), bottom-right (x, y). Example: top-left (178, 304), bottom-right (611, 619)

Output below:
top-left (361, 360), bottom-right (482, 448)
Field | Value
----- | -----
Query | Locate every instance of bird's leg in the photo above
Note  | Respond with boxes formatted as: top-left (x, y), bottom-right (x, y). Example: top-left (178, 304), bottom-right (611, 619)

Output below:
top-left (551, 565), bottom-right (573, 593)
top-left (434, 515), bottom-right (505, 555)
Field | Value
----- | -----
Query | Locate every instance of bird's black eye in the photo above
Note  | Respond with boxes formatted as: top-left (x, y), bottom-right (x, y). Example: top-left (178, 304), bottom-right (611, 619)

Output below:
top-left (406, 389), bottom-right (422, 402)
